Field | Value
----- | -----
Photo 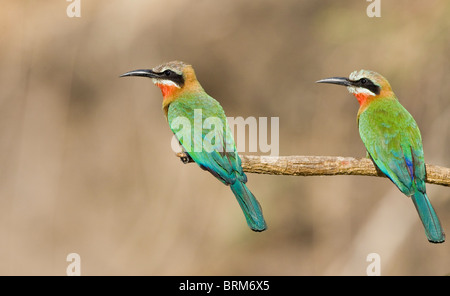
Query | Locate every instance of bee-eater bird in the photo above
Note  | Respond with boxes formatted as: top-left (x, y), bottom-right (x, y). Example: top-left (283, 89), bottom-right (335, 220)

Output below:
top-left (120, 61), bottom-right (266, 232)
top-left (317, 70), bottom-right (445, 243)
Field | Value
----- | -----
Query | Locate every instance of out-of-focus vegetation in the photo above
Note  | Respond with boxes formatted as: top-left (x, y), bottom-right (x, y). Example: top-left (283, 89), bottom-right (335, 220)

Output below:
top-left (0, 0), bottom-right (449, 275)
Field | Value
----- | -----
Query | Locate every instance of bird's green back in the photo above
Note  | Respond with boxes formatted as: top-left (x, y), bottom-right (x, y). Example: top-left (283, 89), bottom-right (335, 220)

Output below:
top-left (167, 93), bottom-right (246, 185)
top-left (358, 97), bottom-right (426, 195)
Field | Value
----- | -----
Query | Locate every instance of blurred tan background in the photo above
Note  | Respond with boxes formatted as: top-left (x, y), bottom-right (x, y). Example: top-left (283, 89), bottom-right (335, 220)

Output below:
top-left (1, 0), bottom-right (449, 275)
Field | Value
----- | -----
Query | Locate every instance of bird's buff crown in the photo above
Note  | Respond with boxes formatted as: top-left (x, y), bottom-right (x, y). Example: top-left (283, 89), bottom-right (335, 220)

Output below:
top-left (150, 60), bottom-right (189, 88)
top-left (152, 60), bottom-right (188, 76)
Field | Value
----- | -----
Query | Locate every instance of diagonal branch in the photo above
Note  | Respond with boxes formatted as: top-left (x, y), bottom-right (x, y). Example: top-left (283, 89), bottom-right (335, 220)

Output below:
top-left (176, 153), bottom-right (450, 187)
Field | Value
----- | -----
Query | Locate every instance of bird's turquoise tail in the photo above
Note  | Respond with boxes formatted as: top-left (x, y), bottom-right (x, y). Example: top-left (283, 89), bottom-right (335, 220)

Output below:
top-left (230, 181), bottom-right (267, 232)
top-left (411, 192), bottom-right (445, 243)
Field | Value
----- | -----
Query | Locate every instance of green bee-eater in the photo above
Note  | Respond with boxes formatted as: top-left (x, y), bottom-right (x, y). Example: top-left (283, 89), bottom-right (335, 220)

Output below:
top-left (121, 61), bottom-right (266, 232)
top-left (317, 70), bottom-right (445, 243)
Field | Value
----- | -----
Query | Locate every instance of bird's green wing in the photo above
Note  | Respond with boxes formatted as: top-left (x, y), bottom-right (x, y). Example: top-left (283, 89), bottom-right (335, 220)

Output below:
top-left (168, 95), bottom-right (266, 231)
top-left (167, 95), bottom-right (246, 185)
top-left (358, 98), bottom-right (426, 195)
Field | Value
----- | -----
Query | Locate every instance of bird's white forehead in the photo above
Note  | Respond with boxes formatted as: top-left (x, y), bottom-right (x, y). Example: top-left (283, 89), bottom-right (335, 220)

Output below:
top-left (152, 60), bottom-right (187, 75)
top-left (349, 70), bottom-right (366, 81)
top-left (158, 66), bottom-right (183, 76)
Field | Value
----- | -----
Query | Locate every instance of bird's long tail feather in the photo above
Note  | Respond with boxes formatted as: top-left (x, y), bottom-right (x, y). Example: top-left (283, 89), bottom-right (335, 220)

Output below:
top-left (230, 181), bottom-right (267, 232)
top-left (411, 192), bottom-right (445, 243)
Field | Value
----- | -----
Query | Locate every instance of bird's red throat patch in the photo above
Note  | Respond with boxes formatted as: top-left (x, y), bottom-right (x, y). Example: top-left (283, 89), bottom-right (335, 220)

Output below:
top-left (353, 93), bottom-right (369, 106)
top-left (156, 83), bottom-right (177, 98)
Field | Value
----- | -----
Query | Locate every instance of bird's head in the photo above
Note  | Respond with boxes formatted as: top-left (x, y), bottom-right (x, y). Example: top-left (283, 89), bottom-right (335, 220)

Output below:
top-left (316, 70), bottom-right (393, 106)
top-left (120, 60), bottom-right (202, 99)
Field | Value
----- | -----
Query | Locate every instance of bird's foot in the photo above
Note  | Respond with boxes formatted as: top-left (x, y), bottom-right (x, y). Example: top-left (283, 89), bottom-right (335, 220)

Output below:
top-left (176, 152), bottom-right (194, 164)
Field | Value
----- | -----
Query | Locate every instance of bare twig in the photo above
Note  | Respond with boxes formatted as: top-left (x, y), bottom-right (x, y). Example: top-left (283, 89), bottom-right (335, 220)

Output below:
top-left (176, 153), bottom-right (450, 187)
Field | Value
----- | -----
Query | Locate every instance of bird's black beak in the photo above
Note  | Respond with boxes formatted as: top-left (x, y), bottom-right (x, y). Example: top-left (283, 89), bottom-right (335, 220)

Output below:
top-left (316, 77), bottom-right (352, 87)
top-left (120, 69), bottom-right (159, 79)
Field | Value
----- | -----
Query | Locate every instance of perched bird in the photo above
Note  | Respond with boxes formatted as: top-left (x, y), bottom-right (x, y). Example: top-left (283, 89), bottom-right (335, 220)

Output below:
top-left (317, 70), bottom-right (445, 243)
top-left (120, 61), bottom-right (266, 231)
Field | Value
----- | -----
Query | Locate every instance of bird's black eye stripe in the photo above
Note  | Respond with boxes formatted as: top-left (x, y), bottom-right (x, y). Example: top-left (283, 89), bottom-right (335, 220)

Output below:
top-left (351, 78), bottom-right (381, 95)
top-left (158, 69), bottom-right (185, 87)
top-left (161, 69), bottom-right (179, 78)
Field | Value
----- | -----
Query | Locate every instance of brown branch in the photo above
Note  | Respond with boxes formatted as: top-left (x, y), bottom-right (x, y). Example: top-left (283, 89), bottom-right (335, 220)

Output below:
top-left (176, 153), bottom-right (450, 187)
